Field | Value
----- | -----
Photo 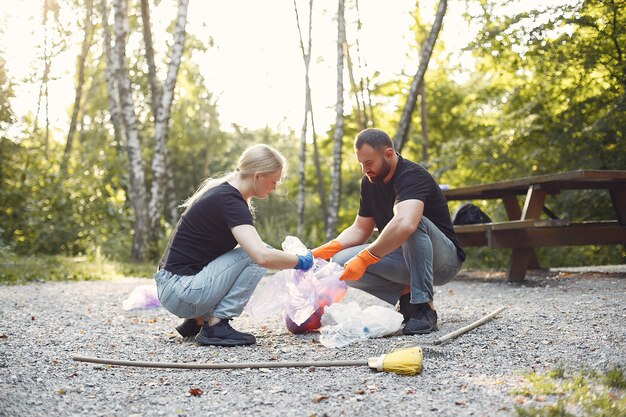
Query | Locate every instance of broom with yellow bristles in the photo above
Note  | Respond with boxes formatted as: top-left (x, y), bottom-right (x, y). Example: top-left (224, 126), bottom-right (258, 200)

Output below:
top-left (73, 345), bottom-right (424, 376)
top-left (73, 306), bottom-right (506, 376)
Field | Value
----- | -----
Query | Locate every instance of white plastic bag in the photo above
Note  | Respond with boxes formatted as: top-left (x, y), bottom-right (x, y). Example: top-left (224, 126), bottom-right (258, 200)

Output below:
top-left (122, 284), bottom-right (162, 310)
top-left (319, 302), bottom-right (403, 348)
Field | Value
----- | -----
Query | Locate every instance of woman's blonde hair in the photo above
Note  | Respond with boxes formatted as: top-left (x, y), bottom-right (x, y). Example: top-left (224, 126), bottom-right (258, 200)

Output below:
top-left (181, 143), bottom-right (287, 209)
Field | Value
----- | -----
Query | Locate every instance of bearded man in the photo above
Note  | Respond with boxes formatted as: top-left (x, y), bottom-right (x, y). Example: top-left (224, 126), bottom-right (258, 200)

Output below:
top-left (312, 128), bottom-right (465, 335)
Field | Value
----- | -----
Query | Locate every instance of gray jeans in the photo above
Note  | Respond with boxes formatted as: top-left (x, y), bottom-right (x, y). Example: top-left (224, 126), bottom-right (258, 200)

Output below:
top-left (154, 247), bottom-right (266, 320)
top-left (333, 217), bottom-right (462, 306)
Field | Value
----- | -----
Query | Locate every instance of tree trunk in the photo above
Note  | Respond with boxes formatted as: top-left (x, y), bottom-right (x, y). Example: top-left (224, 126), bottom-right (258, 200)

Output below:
top-left (61, 0), bottom-right (93, 175)
top-left (326, 0), bottom-right (345, 240)
top-left (293, 0), bottom-right (313, 236)
top-left (419, 83), bottom-right (429, 162)
top-left (140, 0), bottom-right (161, 118)
top-left (100, 0), bottom-right (125, 150)
top-left (37, 0), bottom-right (52, 160)
top-left (147, 0), bottom-right (189, 234)
top-left (393, 0), bottom-right (446, 153)
top-left (344, 40), bottom-right (365, 131)
top-left (164, 162), bottom-right (180, 226)
top-left (113, 0), bottom-right (149, 261)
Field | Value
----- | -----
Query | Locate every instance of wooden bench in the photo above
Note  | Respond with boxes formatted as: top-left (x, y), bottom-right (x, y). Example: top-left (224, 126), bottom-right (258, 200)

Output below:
top-left (444, 170), bottom-right (626, 282)
top-left (455, 220), bottom-right (625, 249)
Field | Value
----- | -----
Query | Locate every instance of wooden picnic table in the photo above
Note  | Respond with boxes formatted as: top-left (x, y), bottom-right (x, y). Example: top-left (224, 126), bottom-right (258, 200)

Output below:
top-left (443, 170), bottom-right (626, 282)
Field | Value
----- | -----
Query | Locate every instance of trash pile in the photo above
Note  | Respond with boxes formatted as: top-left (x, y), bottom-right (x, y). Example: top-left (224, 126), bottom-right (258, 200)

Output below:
top-left (245, 236), bottom-right (404, 347)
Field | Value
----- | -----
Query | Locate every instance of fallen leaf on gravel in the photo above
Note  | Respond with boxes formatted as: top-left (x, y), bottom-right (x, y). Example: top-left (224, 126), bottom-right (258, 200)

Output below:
top-left (353, 389), bottom-right (365, 395)
top-left (312, 394), bottom-right (328, 403)
top-left (454, 401), bottom-right (466, 406)
top-left (188, 388), bottom-right (203, 397)
top-left (56, 389), bottom-right (67, 395)
top-left (146, 318), bottom-right (157, 323)
top-left (0, 334), bottom-right (7, 340)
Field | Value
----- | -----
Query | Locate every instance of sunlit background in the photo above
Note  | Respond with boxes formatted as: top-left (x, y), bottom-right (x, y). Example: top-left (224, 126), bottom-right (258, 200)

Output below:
top-left (0, 0), bottom-right (500, 138)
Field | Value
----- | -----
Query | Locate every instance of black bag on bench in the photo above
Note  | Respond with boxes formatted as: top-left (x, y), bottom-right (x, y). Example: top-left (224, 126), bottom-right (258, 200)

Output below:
top-left (452, 203), bottom-right (492, 225)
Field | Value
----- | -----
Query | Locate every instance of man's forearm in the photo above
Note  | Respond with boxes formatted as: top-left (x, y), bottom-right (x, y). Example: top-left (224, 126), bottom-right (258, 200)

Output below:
top-left (335, 224), bottom-right (372, 249)
top-left (368, 216), bottom-right (418, 258)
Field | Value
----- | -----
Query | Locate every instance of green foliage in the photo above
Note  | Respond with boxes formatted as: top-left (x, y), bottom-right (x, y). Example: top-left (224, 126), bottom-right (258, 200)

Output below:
top-left (1, 0), bottom-right (624, 271)
top-left (0, 55), bottom-right (14, 129)
top-left (0, 254), bottom-right (154, 285)
top-left (513, 368), bottom-right (626, 417)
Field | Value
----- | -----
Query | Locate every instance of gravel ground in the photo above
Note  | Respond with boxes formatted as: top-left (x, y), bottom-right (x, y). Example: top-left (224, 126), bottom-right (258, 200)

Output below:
top-left (1, 266), bottom-right (625, 417)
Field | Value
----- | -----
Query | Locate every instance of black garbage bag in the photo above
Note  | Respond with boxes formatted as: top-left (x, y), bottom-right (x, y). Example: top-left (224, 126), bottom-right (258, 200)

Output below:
top-left (452, 203), bottom-right (492, 225)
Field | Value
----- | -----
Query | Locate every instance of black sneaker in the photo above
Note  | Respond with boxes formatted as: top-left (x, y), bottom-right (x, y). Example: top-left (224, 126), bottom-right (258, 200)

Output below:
top-left (403, 303), bottom-right (438, 335)
top-left (195, 320), bottom-right (256, 347)
top-left (397, 293), bottom-right (419, 324)
top-left (175, 318), bottom-right (202, 338)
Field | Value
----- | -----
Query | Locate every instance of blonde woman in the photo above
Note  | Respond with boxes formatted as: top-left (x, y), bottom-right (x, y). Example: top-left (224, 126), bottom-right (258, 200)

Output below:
top-left (154, 144), bottom-right (313, 346)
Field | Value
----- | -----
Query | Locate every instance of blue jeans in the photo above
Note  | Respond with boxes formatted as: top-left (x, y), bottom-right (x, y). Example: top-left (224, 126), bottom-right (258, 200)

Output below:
top-left (154, 247), bottom-right (266, 320)
top-left (332, 217), bottom-right (462, 306)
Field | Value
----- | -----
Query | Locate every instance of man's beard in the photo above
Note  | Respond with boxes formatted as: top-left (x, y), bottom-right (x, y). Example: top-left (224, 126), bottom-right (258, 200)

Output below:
top-left (367, 158), bottom-right (391, 184)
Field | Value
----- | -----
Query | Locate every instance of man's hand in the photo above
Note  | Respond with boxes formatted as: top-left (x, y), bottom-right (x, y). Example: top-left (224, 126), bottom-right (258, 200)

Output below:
top-left (340, 248), bottom-right (380, 281)
top-left (295, 250), bottom-right (314, 271)
top-left (311, 240), bottom-right (342, 260)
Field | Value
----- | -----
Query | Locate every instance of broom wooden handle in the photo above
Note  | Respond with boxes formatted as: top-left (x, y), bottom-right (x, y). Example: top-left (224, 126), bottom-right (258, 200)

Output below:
top-left (433, 306), bottom-right (507, 345)
top-left (72, 355), bottom-right (368, 370)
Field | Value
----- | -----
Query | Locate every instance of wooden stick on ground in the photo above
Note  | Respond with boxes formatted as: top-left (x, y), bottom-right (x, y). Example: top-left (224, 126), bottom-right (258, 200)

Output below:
top-left (433, 306), bottom-right (507, 345)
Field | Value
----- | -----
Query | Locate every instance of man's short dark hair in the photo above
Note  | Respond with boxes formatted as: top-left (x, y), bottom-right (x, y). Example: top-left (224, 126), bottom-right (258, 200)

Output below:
top-left (354, 128), bottom-right (394, 151)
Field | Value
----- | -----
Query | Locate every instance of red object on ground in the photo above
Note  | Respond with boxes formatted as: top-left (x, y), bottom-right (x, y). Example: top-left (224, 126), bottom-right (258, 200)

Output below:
top-left (285, 306), bottom-right (325, 334)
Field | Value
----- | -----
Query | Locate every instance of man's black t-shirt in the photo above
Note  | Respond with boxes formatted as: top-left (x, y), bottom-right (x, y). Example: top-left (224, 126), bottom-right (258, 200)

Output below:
top-left (358, 155), bottom-right (466, 261)
top-left (163, 182), bottom-right (254, 275)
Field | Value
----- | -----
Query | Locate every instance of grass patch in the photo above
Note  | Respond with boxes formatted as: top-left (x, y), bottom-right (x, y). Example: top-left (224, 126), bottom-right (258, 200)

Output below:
top-left (514, 367), bottom-right (626, 417)
top-left (0, 254), bottom-right (155, 285)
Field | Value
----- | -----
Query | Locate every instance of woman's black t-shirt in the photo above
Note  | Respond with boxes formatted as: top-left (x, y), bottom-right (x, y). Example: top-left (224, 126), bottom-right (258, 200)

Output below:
top-left (163, 182), bottom-right (254, 275)
top-left (358, 155), bottom-right (465, 261)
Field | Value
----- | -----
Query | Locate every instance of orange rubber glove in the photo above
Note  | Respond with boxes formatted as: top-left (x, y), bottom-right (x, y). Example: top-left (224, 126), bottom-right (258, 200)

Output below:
top-left (340, 248), bottom-right (380, 281)
top-left (311, 239), bottom-right (342, 260)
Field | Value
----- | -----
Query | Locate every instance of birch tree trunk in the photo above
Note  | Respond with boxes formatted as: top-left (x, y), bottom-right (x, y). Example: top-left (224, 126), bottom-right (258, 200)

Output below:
top-left (344, 40), bottom-right (365, 130)
top-left (294, 0), bottom-right (327, 235)
top-left (309, 98), bottom-right (326, 231)
top-left (393, 0), bottom-right (446, 152)
top-left (113, 0), bottom-right (149, 261)
top-left (61, 0), bottom-right (93, 175)
top-left (140, 0), bottom-right (161, 118)
top-left (147, 0), bottom-right (189, 233)
top-left (326, 0), bottom-right (345, 240)
top-left (294, 0), bottom-right (311, 236)
top-left (419, 83), bottom-right (429, 162)
top-left (37, 0), bottom-right (53, 160)
top-left (100, 0), bottom-right (125, 149)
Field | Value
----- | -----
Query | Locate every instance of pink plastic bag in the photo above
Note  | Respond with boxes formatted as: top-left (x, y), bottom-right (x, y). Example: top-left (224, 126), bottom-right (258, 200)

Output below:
top-left (244, 259), bottom-right (347, 333)
top-left (122, 284), bottom-right (162, 310)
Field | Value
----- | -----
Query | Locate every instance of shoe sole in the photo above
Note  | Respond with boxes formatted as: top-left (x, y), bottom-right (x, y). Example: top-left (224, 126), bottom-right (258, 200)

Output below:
top-left (402, 326), bottom-right (438, 335)
top-left (175, 325), bottom-right (201, 338)
top-left (195, 335), bottom-right (255, 347)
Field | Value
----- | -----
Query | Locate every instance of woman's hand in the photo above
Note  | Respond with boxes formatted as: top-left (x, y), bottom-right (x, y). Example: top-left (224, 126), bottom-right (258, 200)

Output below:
top-left (294, 250), bottom-right (314, 271)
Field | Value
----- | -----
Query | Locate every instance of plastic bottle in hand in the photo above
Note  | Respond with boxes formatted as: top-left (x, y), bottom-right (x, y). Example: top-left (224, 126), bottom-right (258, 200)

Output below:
top-left (281, 236), bottom-right (308, 256)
